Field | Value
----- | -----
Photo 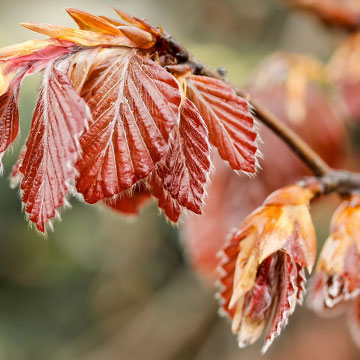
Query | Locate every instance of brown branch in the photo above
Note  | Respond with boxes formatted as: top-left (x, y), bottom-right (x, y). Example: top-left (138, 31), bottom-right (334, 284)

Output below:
top-left (159, 33), bottom-right (360, 196)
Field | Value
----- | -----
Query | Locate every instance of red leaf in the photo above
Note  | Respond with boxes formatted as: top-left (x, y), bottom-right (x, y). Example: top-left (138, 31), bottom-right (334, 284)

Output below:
top-left (76, 48), bottom-right (181, 204)
top-left (9, 144), bottom-right (26, 188)
top-left (149, 170), bottom-right (181, 223)
top-left (156, 99), bottom-right (211, 214)
top-left (19, 60), bottom-right (89, 232)
top-left (0, 83), bottom-right (20, 173)
top-left (103, 184), bottom-right (151, 215)
top-left (234, 255), bottom-right (278, 348)
top-left (263, 252), bottom-right (298, 353)
top-left (186, 75), bottom-right (257, 173)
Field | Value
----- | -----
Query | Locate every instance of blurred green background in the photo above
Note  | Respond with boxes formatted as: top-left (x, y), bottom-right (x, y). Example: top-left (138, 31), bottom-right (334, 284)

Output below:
top-left (0, 0), bottom-right (359, 359)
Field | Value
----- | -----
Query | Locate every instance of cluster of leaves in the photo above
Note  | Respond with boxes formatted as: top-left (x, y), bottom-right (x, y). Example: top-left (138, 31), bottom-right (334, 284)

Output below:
top-left (218, 184), bottom-right (316, 352)
top-left (216, 177), bottom-right (360, 351)
top-left (2, 3), bottom-right (360, 355)
top-left (0, 8), bottom-right (258, 232)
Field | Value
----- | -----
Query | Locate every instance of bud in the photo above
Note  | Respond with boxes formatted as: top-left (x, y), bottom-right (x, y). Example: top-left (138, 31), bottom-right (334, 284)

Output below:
top-left (118, 26), bottom-right (156, 50)
top-left (218, 184), bottom-right (316, 353)
top-left (309, 195), bottom-right (360, 313)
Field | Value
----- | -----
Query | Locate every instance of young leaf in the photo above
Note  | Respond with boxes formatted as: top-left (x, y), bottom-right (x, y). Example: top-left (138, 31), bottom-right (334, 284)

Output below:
top-left (0, 39), bottom-right (69, 61)
top-left (186, 75), bottom-right (257, 173)
top-left (65, 8), bottom-right (122, 35)
top-left (20, 22), bottom-right (139, 48)
top-left (0, 82), bottom-right (20, 173)
top-left (263, 253), bottom-right (298, 353)
top-left (149, 170), bottom-right (181, 222)
top-left (76, 48), bottom-right (181, 204)
top-left (156, 99), bottom-right (211, 214)
top-left (103, 183), bottom-right (151, 215)
top-left (19, 60), bottom-right (90, 232)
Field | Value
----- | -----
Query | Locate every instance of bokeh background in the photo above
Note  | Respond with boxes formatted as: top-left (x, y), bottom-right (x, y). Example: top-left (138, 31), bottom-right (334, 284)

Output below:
top-left (0, 0), bottom-right (359, 359)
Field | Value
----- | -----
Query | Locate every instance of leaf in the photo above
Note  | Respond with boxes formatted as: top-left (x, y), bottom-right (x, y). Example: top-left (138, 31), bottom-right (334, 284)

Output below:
top-left (103, 183), bottom-right (151, 215)
top-left (0, 82), bottom-right (20, 173)
top-left (20, 22), bottom-right (140, 48)
top-left (0, 39), bottom-right (68, 61)
top-left (149, 170), bottom-right (181, 222)
top-left (19, 60), bottom-right (90, 232)
top-left (263, 252), bottom-right (298, 353)
top-left (112, 7), bottom-right (162, 36)
top-left (234, 255), bottom-right (278, 348)
top-left (186, 75), bottom-right (257, 173)
top-left (75, 48), bottom-right (181, 204)
top-left (65, 8), bottom-right (122, 35)
top-left (156, 99), bottom-right (211, 214)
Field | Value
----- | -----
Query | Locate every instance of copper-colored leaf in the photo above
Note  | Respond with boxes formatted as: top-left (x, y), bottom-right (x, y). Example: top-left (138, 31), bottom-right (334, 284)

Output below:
top-left (156, 99), bottom-right (211, 215)
top-left (65, 8), bottom-right (122, 35)
top-left (149, 170), bottom-right (181, 222)
top-left (76, 48), bottom-right (181, 204)
top-left (112, 7), bottom-right (162, 36)
top-left (186, 75), bottom-right (257, 173)
top-left (263, 252), bottom-right (298, 353)
top-left (20, 22), bottom-right (139, 48)
top-left (309, 195), bottom-right (360, 311)
top-left (19, 60), bottom-right (90, 232)
top-left (217, 185), bottom-right (316, 352)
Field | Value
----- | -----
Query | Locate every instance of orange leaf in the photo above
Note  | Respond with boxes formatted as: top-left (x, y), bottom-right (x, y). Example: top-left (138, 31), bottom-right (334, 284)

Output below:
top-left (20, 22), bottom-right (139, 48)
top-left (65, 8), bottom-right (122, 35)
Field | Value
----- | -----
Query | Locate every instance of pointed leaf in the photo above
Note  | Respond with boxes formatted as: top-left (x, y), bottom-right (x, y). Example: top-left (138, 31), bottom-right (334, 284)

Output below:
top-left (112, 7), bottom-right (162, 36)
top-left (186, 75), bottom-right (257, 173)
top-left (149, 170), bottom-right (181, 222)
top-left (0, 39), bottom-right (67, 61)
top-left (20, 22), bottom-right (139, 48)
top-left (263, 253), bottom-right (298, 353)
top-left (65, 8), bottom-right (122, 35)
top-left (76, 49), bottom-right (181, 203)
top-left (19, 60), bottom-right (90, 232)
top-left (157, 99), bottom-right (211, 214)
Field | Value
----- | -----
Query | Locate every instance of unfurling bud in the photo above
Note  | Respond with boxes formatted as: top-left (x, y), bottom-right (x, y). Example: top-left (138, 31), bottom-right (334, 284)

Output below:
top-left (308, 195), bottom-right (360, 313)
top-left (218, 184), bottom-right (316, 353)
